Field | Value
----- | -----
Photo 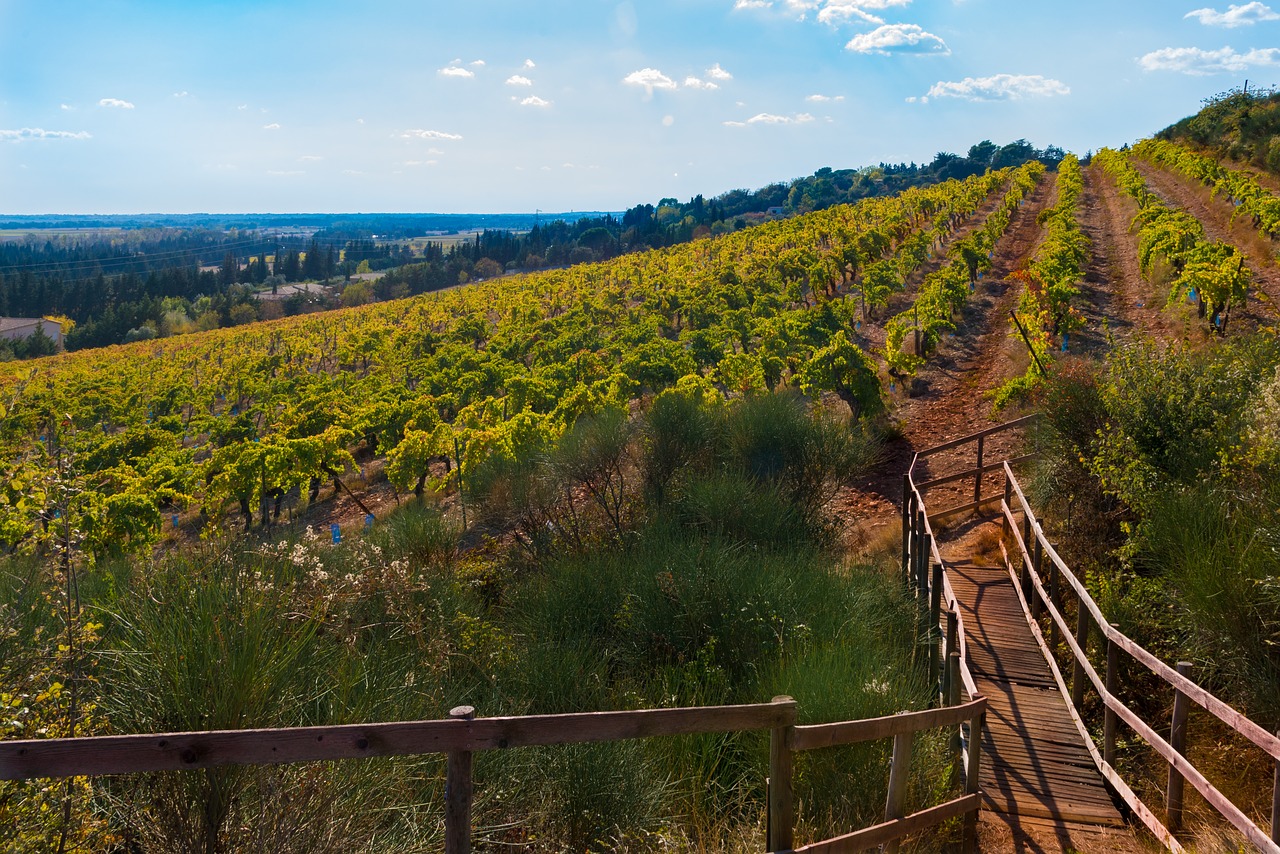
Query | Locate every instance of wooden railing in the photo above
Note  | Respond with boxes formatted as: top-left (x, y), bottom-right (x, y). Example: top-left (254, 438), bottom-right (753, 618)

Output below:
top-left (999, 462), bottom-right (1280, 854)
top-left (1, 686), bottom-right (987, 852)
top-left (899, 419), bottom-right (1038, 845)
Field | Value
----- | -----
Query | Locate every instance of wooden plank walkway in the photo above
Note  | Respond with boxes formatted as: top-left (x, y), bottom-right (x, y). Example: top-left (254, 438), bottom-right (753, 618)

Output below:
top-left (944, 559), bottom-right (1126, 829)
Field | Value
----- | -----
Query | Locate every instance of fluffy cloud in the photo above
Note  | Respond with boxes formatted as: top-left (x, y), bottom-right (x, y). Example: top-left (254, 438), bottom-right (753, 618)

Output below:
top-left (98, 98), bottom-right (135, 109)
top-left (684, 76), bottom-right (720, 90)
top-left (925, 73), bottom-right (1070, 101)
top-left (506, 74), bottom-right (533, 86)
top-left (806, 93), bottom-right (845, 101)
top-left (707, 63), bottom-right (733, 80)
top-left (818, 4), bottom-right (884, 25)
top-left (723, 112), bottom-right (815, 127)
top-left (520, 95), bottom-right (552, 107)
top-left (622, 67), bottom-right (678, 95)
top-left (846, 23), bottom-right (948, 54)
top-left (438, 66), bottom-right (475, 78)
top-left (1139, 45), bottom-right (1280, 73)
top-left (524, 59), bottom-right (536, 68)
top-left (398, 129), bottom-right (463, 140)
top-left (0, 127), bottom-right (91, 141)
top-left (263, 123), bottom-right (281, 130)
top-left (1185, 2), bottom-right (1280, 26)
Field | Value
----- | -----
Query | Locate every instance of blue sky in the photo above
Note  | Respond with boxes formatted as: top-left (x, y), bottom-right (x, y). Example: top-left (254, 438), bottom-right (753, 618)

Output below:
top-left (1, 0), bottom-right (1278, 214)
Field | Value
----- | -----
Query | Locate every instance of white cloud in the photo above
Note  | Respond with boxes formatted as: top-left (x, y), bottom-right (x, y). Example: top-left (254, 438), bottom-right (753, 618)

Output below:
top-left (663, 114), bottom-right (676, 126)
top-left (1185, 2), bottom-right (1280, 26)
top-left (404, 159), bottom-right (439, 167)
top-left (263, 122), bottom-right (281, 130)
top-left (99, 97), bottom-right (135, 109)
top-left (506, 74), bottom-right (534, 86)
top-left (438, 66), bottom-right (475, 78)
top-left (1139, 45), bottom-right (1280, 73)
top-left (707, 62), bottom-right (733, 80)
top-left (818, 4), bottom-right (884, 25)
top-left (173, 91), bottom-right (189, 98)
top-left (723, 111), bottom-right (815, 127)
top-left (266, 170), bottom-right (304, 176)
top-left (524, 59), bottom-right (536, 68)
top-left (60, 103), bottom-right (72, 110)
top-left (521, 95), bottom-right (552, 107)
top-left (470, 59), bottom-right (486, 66)
top-left (925, 73), bottom-right (1070, 101)
top-left (623, 67), bottom-right (679, 95)
top-left (298, 155), bottom-right (323, 162)
top-left (0, 127), bottom-right (91, 141)
top-left (847, 23), bottom-right (948, 54)
top-left (398, 128), bottom-right (463, 140)
top-left (733, 0), bottom-right (907, 19)
top-left (806, 93), bottom-right (845, 101)
top-left (343, 169), bottom-right (365, 175)
top-left (684, 76), bottom-right (720, 90)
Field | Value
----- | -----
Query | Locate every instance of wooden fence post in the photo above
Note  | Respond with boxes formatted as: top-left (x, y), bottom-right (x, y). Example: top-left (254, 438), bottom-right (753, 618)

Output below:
top-left (1271, 729), bottom-right (1280, 846)
top-left (949, 652), bottom-right (962, 785)
top-left (1030, 535), bottom-right (1043, 621)
top-left (963, 702), bottom-right (985, 851)
top-left (944, 611), bottom-right (958, 705)
top-left (1002, 469), bottom-right (1012, 539)
top-left (1070, 598), bottom-right (1090, 709)
top-left (906, 478), bottom-right (916, 583)
top-left (1103, 629), bottom-right (1119, 768)
top-left (929, 562), bottom-right (943, 695)
top-left (1167, 662), bottom-right (1193, 834)
top-left (1048, 544), bottom-right (1061, 650)
top-left (884, 713), bottom-right (914, 854)
top-left (767, 695), bottom-right (797, 853)
top-left (918, 527), bottom-right (932, 598)
top-left (973, 434), bottom-right (985, 508)
top-left (445, 705), bottom-right (476, 854)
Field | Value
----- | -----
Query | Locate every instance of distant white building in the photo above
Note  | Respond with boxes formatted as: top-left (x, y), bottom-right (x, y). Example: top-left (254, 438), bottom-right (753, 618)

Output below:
top-left (766, 206), bottom-right (785, 217)
top-left (0, 318), bottom-right (64, 349)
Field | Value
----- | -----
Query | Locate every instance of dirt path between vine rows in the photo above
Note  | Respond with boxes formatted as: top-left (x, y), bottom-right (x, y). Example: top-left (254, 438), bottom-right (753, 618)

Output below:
top-left (1078, 164), bottom-right (1188, 345)
top-left (833, 172), bottom-right (1058, 548)
top-left (1129, 158), bottom-right (1280, 325)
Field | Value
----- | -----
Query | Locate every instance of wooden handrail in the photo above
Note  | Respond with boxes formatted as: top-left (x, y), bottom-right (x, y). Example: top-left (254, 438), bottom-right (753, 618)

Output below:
top-left (792, 698), bottom-right (986, 752)
top-left (0, 691), bottom-right (984, 854)
top-left (0, 701), bottom-right (794, 781)
top-left (1002, 463), bottom-right (1280, 853)
top-left (912, 413), bottom-right (1042, 459)
top-left (1003, 463), bottom-right (1280, 763)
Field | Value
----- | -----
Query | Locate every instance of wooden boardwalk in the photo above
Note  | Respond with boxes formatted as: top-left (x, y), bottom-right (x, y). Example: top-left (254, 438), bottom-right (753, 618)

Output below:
top-left (945, 559), bottom-right (1126, 829)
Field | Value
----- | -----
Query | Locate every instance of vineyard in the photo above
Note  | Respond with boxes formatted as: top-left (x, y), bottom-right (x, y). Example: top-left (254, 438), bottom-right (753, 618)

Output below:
top-left (6, 92), bottom-right (1280, 851)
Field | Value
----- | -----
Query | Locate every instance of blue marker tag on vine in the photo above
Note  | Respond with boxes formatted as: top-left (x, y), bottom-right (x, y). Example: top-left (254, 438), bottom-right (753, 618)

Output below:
top-left (172, 514), bottom-right (180, 528)
top-left (331, 523), bottom-right (341, 544)
top-left (365, 513), bottom-right (375, 529)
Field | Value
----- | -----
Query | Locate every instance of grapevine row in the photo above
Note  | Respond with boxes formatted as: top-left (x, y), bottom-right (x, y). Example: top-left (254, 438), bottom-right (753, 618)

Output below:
top-left (1133, 137), bottom-right (1280, 239)
top-left (1095, 147), bottom-right (1249, 332)
top-left (882, 160), bottom-right (1045, 376)
top-left (994, 154), bottom-right (1087, 407)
